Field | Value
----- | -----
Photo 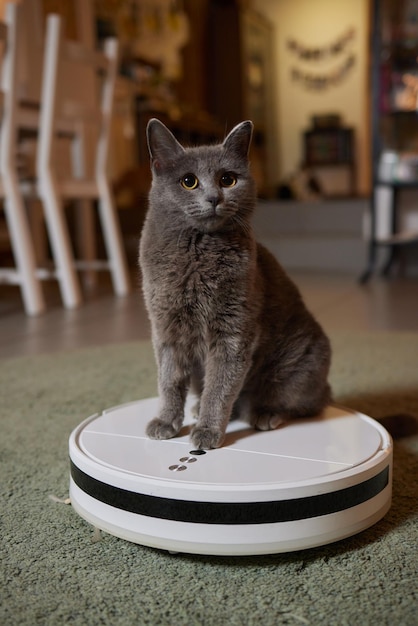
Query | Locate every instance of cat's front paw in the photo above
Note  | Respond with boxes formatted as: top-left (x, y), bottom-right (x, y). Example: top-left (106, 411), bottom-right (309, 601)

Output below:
top-left (191, 426), bottom-right (225, 449)
top-left (146, 417), bottom-right (180, 440)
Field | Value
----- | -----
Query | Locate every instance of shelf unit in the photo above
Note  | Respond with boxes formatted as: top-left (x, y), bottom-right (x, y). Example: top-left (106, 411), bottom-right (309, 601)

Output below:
top-left (207, 2), bottom-right (275, 196)
top-left (362, 0), bottom-right (418, 281)
top-left (303, 127), bottom-right (356, 196)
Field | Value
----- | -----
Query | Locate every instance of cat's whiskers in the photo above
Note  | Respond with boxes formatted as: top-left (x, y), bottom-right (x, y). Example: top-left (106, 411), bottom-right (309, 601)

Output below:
top-left (231, 212), bottom-right (251, 235)
top-left (176, 226), bottom-right (188, 249)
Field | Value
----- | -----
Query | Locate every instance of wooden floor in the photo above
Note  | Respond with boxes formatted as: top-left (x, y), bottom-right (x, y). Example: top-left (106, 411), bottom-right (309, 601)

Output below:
top-left (1, 270), bottom-right (418, 359)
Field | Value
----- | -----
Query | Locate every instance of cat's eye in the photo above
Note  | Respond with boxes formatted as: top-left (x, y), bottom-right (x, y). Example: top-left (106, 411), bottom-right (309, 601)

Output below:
top-left (220, 172), bottom-right (237, 188)
top-left (181, 173), bottom-right (199, 190)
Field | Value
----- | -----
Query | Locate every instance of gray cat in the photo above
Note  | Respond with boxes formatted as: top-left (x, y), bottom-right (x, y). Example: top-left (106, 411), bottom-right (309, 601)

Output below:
top-left (139, 118), bottom-right (331, 449)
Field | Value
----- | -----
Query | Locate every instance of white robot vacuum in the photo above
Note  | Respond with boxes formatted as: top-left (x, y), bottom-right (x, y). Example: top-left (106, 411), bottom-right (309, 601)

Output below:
top-left (69, 397), bottom-right (392, 556)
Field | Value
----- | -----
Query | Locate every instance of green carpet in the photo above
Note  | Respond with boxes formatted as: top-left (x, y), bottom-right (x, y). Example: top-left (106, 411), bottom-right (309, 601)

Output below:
top-left (1, 332), bottom-right (417, 626)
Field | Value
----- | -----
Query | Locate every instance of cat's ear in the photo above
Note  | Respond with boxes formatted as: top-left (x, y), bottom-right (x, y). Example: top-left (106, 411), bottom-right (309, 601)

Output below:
top-left (146, 118), bottom-right (185, 172)
top-left (223, 121), bottom-right (253, 159)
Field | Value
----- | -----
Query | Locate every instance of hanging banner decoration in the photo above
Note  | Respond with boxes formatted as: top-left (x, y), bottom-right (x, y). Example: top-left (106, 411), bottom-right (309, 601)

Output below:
top-left (287, 28), bottom-right (355, 61)
top-left (291, 55), bottom-right (356, 91)
top-left (288, 27), bottom-right (356, 91)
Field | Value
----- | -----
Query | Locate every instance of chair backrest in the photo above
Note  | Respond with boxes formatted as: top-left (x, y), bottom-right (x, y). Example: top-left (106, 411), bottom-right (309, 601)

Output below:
top-left (0, 14), bottom-right (7, 189)
top-left (0, 16), bottom-right (7, 111)
top-left (12, 0), bottom-right (96, 106)
top-left (39, 12), bottom-right (119, 180)
top-left (0, 3), bottom-right (20, 174)
top-left (15, 0), bottom-right (44, 105)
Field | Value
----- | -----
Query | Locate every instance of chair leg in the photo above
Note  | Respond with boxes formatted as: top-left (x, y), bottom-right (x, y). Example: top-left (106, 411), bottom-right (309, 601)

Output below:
top-left (2, 178), bottom-right (45, 315)
top-left (40, 173), bottom-right (82, 309)
top-left (28, 198), bottom-right (48, 266)
top-left (97, 178), bottom-right (130, 296)
top-left (76, 198), bottom-right (98, 290)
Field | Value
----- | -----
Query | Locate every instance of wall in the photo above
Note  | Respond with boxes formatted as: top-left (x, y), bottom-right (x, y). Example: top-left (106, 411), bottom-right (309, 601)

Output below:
top-left (253, 0), bottom-right (370, 196)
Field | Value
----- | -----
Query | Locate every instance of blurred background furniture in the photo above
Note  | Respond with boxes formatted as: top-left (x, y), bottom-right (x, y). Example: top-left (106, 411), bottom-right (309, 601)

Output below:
top-left (36, 12), bottom-right (130, 308)
top-left (303, 123), bottom-right (356, 197)
top-left (0, 0), bottom-right (130, 314)
top-left (362, 0), bottom-right (418, 281)
top-left (0, 2), bottom-right (45, 315)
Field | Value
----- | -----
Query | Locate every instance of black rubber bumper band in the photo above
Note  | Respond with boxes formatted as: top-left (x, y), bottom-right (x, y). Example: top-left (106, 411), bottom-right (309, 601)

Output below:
top-left (70, 461), bottom-right (389, 525)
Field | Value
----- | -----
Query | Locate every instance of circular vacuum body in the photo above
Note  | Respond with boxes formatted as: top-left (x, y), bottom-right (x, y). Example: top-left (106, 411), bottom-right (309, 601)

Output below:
top-left (69, 397), bottom-right (392, 555)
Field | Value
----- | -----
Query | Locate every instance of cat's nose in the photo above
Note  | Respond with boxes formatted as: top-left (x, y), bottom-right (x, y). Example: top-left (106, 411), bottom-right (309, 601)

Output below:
top-left (207, 196), bottom-right (220, 209)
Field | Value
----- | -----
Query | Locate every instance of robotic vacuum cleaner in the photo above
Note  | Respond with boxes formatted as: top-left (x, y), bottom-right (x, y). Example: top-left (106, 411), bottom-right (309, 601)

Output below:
top-left (69, 397), bottom-right (392, 556)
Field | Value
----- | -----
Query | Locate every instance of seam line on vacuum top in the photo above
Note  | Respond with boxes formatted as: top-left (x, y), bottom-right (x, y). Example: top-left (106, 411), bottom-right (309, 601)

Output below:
top-left (80, 431), bottom-right (354, 466)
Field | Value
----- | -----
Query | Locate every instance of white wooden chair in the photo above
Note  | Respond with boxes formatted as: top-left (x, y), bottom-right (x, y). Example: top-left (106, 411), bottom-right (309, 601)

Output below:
top-left (0, 2), bottom-right (45, 315)
top-left (35, 12), bottom-right (130, 308)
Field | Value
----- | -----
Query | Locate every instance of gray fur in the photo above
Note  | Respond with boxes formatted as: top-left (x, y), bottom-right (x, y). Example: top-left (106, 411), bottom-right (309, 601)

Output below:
top-left (139, 118), bottom-right (331, 449)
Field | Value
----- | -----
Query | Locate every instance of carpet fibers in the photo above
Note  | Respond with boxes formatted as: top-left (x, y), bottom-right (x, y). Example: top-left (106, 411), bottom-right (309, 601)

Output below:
top-left (1, 332), bottom-right (417, 625)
